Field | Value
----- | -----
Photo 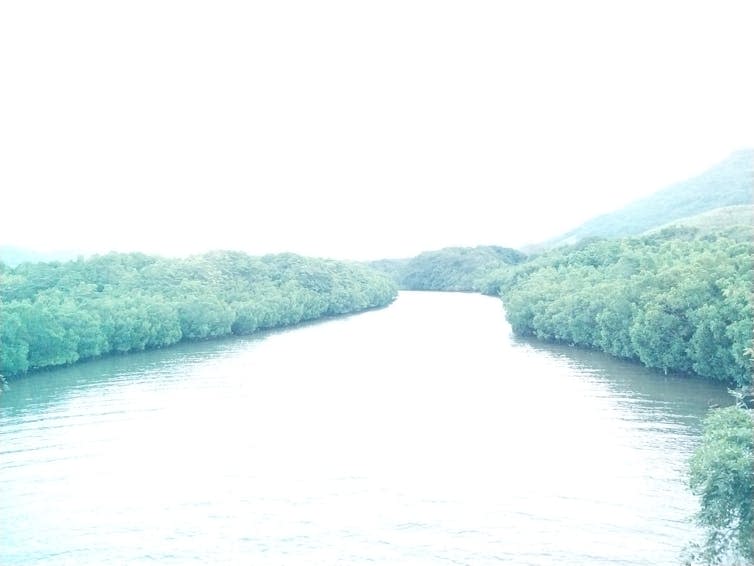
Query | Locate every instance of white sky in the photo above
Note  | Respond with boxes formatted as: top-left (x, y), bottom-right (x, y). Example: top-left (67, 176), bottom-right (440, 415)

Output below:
top-left (1, 1), bottom-right (752, 260)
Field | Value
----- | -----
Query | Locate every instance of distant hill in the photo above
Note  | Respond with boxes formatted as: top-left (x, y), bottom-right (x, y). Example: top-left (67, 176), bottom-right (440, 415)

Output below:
top-left (370, 245), bottom-right (526, 291)
top-left (544, 149), bottom-right (753, 248)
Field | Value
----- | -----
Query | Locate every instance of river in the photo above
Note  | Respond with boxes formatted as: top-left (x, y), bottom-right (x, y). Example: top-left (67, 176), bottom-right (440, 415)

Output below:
top-left (0, 291), bottom-right (732, 565)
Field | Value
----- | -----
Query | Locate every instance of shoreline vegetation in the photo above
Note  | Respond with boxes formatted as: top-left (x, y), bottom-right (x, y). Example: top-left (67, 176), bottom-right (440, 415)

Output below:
top-left (371, 227), bottom-right (752, 389)
top-left (2, 242), bottom-right (751, 564)
top-left (368, 150), bottom-right (753, 391)
top-left (2, 149), bottom-right (751, 563)
top-left (493, 229), bottom-right (752, 388)
top-left (0, 250), bottom-right (398, 380)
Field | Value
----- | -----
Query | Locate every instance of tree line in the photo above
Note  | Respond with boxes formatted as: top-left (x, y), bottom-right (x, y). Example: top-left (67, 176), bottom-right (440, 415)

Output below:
top-left (484, 227), bottom-right (752, 388)
top-left (0, 251), bottom-right (397, 376)
top-left (369, 245), bottom-right (526, 292)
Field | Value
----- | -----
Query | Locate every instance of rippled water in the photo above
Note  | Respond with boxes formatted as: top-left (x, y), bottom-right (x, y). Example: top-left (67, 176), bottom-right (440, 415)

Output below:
top-left (0, 292), bottom-right (732, 565)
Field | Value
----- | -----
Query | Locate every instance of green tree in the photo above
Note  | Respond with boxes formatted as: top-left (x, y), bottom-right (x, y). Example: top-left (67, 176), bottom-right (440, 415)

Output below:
top-left (178, 296), bottom-right (235, 340)
top-left (0, 303), bottom-right (30, 375)
top-left (687, 406), bottom-right (753, 565)
top-left (143, 300), bottom-right (182, 348)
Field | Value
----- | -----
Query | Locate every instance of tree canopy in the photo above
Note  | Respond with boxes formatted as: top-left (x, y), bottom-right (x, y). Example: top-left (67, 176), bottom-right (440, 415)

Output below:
top-left (370, 245), bottom-right (526, 292)
top-left (687, 404), bottom-right (753, 564)
top-left (0, 251), bottom-right (397, 377)
top-left (493, 229), bottom-right (752, 387)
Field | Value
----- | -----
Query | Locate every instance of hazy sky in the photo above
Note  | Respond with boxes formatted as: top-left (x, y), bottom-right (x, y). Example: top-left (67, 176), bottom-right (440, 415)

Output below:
top-left (2, 1), bottom-right (752, 260)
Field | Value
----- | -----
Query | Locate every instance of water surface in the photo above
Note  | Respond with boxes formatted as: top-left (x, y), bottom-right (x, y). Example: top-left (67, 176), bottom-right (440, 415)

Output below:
top-left (0, 291), bottom-right (731, 565)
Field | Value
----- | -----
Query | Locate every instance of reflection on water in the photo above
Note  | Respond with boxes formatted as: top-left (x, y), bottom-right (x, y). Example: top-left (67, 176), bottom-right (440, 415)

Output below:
top-left (514, 337), bottom-right (729, 431)
top-left (0, 291), bottom-right (731, 565)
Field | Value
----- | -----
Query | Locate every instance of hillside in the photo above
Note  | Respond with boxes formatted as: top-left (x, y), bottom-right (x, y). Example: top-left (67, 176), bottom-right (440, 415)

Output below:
top-left (645, 204), bottom-right (752, 241)
top-left (545, 149), bottom-right (753, 248)
top-left (369, 245), bottom-right (526, 292)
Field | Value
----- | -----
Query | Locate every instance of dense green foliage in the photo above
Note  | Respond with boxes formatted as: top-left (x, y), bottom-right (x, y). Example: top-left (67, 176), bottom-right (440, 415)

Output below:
top-left (0, 251), bottom-right (397, 376)
top-left (687, 405), bottom-right (753, 564)
top-left (370, 245), bottom-right (526, 291)
top-left (495, 229), bottom-right (753, 386)
top-left (544, 149), bottom-right (753, 248)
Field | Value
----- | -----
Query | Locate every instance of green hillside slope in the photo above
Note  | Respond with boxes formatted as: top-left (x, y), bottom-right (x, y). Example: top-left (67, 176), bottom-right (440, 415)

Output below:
top-left (548, 149), bottom-right (753, 247)
top-left (645, 204), bottom-right (752, 241)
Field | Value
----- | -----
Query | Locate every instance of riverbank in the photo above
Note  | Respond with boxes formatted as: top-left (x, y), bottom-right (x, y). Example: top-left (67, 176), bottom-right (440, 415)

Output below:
top-left (0, 251), bottom-right (398, 378)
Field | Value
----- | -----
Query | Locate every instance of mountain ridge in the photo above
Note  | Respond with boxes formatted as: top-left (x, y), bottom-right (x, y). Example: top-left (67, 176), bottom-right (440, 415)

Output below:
top-left (539, 149), bottom-right (753, 249)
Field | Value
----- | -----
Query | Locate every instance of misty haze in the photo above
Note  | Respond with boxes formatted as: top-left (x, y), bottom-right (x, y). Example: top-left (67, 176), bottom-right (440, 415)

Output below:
top-left (1, 2), bottom-right (752, 565)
